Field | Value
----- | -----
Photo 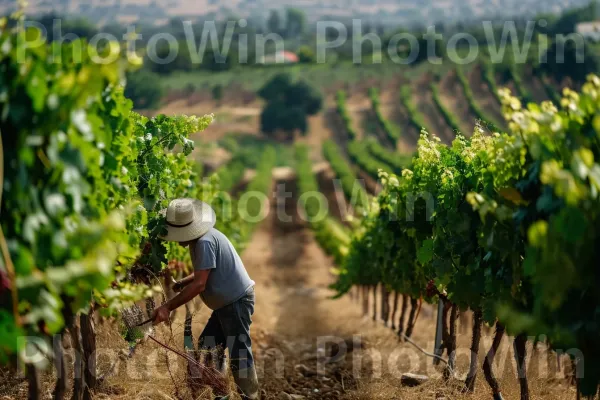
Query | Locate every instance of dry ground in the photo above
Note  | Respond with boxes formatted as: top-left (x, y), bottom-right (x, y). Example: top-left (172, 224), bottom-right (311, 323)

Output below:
top-left (0, 172), bottom-right (578, 400)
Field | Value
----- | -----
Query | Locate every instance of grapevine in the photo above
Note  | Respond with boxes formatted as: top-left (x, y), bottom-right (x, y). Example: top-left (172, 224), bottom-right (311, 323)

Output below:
top-left (455, 67), bottom-right (502, 132)
top-left (335, 90), bottom-right (357, 141)
top-left (369, 87), bottom-right (401, 145)
top-left (430, 81), bottom-right (462, 135)
top-left (400, 85), bottom-right (430, 133)
top-left (336, 76), bottom-right (600, 397)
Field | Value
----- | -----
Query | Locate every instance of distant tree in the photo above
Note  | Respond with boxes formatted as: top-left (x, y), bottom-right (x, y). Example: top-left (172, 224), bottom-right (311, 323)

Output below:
top-left (297, 45), bottom-right (316, 63)
top-left (258, 73), bottom-right (323, 141)
top-left (146, 40), bottom-right (193, 74)
top-left (124, 70), bottom-right (164, 109)
top-left (548, 1), bottom-right (598, 35)
top-left (540, 37), bottom-right (599, 83)
top-left (212, 84), bottom-right (224, 105)
top-left (267, 10), bottom-right (282, 35)
top-left (36, 14), bottom-right (98, 40)
top-left (285, 8), bottom-right (307, 38)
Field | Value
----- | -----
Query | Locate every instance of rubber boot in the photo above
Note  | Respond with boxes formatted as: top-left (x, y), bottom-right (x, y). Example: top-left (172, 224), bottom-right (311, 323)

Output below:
top-left (234, 365), bottom-right (260, 400)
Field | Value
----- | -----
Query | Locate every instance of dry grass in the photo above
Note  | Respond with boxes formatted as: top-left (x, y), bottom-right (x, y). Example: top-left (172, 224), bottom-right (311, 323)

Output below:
top-left (0, 174), bottom-right (579, 400)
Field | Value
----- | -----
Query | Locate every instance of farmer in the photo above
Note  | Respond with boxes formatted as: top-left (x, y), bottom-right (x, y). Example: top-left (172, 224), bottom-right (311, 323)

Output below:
top-left (152, 198), bottom-right (260, 400)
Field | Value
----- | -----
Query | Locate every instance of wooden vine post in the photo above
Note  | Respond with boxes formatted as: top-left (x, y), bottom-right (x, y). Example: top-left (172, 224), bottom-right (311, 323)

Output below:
top-left (464, 309), bottom-right (483, 392)
top-left (52, 333), bottom-right (67, 400)
top-left (380, 285), bottom-right (390, 327)
top-left (397, 294), bottom-right (409, 339)
top-left (69, 320), bottom-right (85, 400)
top-left (483, 322), bottom-right (506, 400)
top-left (81, 312), bottom-right (97, 398)
top-left (391, 292), bottom-right (399, 330)
top-left (514, 333), bottom-right (530, 400)
top-left (362, 286), bottom-right (369, 316)
top-left (404, 298), bottom-right (419, 338)
top-left (372, 284), bottom-right (378, 322)
top-left (444, 304), bottom-right (458, 380)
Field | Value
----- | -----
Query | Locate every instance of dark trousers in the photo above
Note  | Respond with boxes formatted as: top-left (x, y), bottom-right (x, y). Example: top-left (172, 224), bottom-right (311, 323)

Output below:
top-left (198, 287), bottom-right (259, 399)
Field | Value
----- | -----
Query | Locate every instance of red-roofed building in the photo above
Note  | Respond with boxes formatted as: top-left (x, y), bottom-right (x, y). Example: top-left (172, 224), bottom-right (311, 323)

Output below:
top-left (259, 50), bottom-right (299, 64)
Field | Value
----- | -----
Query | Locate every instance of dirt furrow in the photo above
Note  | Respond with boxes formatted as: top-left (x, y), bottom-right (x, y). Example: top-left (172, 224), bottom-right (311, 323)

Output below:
top-left (468, 65), bottom-right (505, 128)
top-left (413, 74), bottom-right (455, 144)
top-left (439, 71), bottom-right (475, 135)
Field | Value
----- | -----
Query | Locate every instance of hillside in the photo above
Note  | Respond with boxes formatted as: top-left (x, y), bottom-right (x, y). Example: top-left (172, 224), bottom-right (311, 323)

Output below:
top-left (1, 0), bottom-right (591, 25)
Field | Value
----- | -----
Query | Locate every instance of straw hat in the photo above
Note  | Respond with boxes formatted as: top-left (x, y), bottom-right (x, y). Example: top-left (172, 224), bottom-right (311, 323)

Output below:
top-left (160, 198), bottom-right (216, 242)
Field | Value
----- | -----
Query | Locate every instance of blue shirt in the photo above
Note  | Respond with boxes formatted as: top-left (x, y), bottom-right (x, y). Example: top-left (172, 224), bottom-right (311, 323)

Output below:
top-left (190, 228), bottom-right (255, 310)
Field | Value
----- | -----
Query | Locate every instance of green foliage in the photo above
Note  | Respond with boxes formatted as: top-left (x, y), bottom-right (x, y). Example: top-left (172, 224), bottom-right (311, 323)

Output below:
top-left (508, 64), bottom-right (533, 104)
top-left (0, 21), bottom-right (241, 367)
top-left (124, 70), bottom-right (164, 109)
top-left (1, 25), bottom-right (140, 361)
top-left (220, 134), bottom-right (295, 168)
top-left (267, 10), bottom-right (282, 34)
top-left (365, 140), bottom-right (412, 174)
top-left (215, 159), bottom-right (246, 193)
top-left (546, 1), bottom-right (599, 35)
top-left (481, 60), bottom-right (502, 104)
top-left (369, 87), bottom-right (401, 145)
top-left (285, 8), bottom-right (307, 38)
top-left (430, 82), bottom-right (462, 135)
top-left (455, 68), bottom-right (502, 132)
top-left (347, 140), bottom-right (392, 180)
top-left (338, 77), bottom-right (600, 395)
top-left (294, 145), bottom-right (350, 264)
top-left (335, 91), bottom-right (357, 140)
top-left (538, 72), bottom-right (562, 105)
top-left (540, 37), bottom-right (600, 84)
top-left (400, 85), bottom-right (429, 133)
top-left (297, 46), bottom-right (316, 63)
top-left (243, 146), bottom-right (276, 229)
top-left (211, 84), bottom-right (224, 103)
top-left (322, 140), bottom-right (369, 211)
top-left (258, 73), bottom-right (323, 141)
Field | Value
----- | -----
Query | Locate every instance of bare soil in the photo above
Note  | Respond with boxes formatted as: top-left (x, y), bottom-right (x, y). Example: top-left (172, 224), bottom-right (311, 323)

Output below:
top-left (412, 74), bottom-right (455, 144)
top-left (0, 174), bottom-right (578, 400)
top-left (379, 80), bottom-right (419, 151)
top-left (439, 70), bottom-right (476, 136)
top-left (468, 66), bottom-right (506, 129)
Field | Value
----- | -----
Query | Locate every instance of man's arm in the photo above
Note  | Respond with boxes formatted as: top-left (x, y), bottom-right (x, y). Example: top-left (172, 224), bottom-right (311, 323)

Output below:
top-left (152, 269), bottom-right (210, 324)
top-left (173, 273), bottom-right (195, 292)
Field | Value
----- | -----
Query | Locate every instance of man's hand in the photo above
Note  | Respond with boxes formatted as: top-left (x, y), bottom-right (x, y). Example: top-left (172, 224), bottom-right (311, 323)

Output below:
top-left (172, 274), bottom-right (194, 293)
top-left (151, 305), bottom-right (170, 325)
top-left (173, 280), bottom-right (183, 292)
top-left (160, 270), bottom-right (210, 317)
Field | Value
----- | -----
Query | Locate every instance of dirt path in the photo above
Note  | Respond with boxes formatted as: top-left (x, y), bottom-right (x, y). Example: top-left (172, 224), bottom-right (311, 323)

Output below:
top-left (412, 74), bottom-right (455, 144)
top-left (524, 73), bottom-right (550, 104)
top-left (0, 171), bottom-right (577, 400)
top-left (345, 91), bottom-right (371, 141)
top-left (380, 82), bottom-right (419, 152)
top-left (439, 71), bottom-right (475, 136)
top-left (241, 176), bottom-right (575, 400)
top-left (468, 66), bottom-right (506, 129)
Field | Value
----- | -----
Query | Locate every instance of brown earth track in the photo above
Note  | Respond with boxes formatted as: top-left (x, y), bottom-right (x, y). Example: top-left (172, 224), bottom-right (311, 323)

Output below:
top-left (0, 172), bottom-right (579, 400)
top-left (241, 175), bottom-right (575, 400)
top-left (438, 70), bottom-right (475, 136)
top-left (523, 71), bottom-right (551, 104)
top-left (468, 66), bottom-right (506, 129)
top-left (364, 107), bottom-right (395, 149)
top-left (412, 73), bottom-right (455, 144)
top-left (497, 73), bottom-right (519, 98)
top-left (379, 79), bottom-right (419, 152)
top-left (345, 89), bottom-right (371, 141)
top-left (316, 166), bottom-right (355, 224)
top-left (324, 107), bottom-right (352, 151)
top-left (322, 100), bottom-right (380, 196)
